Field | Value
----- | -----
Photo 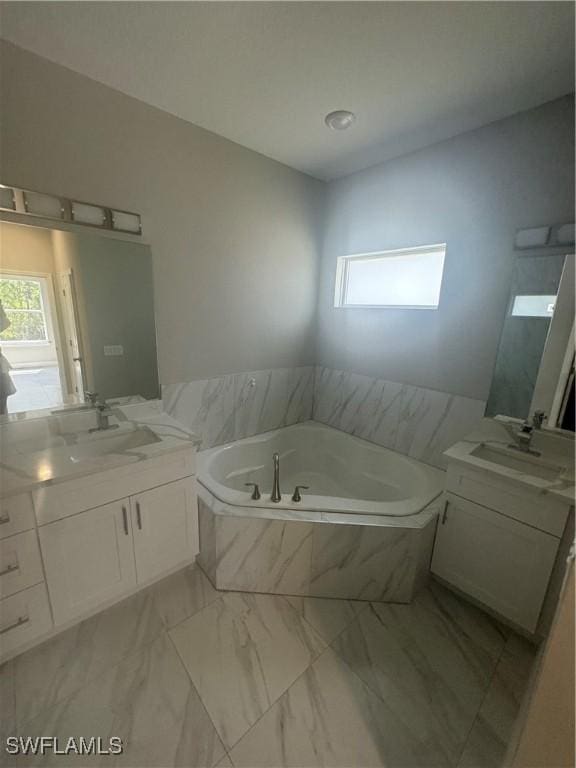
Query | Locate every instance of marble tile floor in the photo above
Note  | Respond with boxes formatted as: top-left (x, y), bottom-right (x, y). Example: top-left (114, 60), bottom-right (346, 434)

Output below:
top-left (0, 565), bottom-right (537, 768)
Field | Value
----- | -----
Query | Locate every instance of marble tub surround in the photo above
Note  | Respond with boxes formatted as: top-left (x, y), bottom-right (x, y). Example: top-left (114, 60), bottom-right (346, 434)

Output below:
top-left (444, 416), bottom-right (575, 501)
top-left (313, 366), bottom-right (486, 469)
top-left (162, 365), bottom-right (314, 450)
top-left (0, 564), bottom-right (534, 768)
top-left (0, 400), bottom-right (199, 498)
top-left (197, 488), bottom-right (440, 602)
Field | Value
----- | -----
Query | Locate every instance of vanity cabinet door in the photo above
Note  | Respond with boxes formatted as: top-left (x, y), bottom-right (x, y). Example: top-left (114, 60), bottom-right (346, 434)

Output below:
top-left (131, 477), bottom-right (199, 585)
top-left (431, 494), bottom-right (559, 632)
top-left (39, 499), bottom-right (137, 626)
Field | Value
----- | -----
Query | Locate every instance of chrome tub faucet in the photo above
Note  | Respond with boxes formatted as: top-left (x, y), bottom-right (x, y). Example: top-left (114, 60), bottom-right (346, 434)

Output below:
top-left (271, 452), bottom-right (281, 502)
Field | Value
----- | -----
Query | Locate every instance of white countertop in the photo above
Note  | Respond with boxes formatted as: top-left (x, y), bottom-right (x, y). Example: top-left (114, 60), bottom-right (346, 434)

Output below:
top-left (444, 417), bottom-right (575, 503)
top-left (0, 401), bottom-right (200, 499)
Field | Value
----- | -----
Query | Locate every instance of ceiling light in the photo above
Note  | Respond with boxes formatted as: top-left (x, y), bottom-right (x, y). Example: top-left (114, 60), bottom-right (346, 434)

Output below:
top-left (324, 110), bottom-right (356, 131)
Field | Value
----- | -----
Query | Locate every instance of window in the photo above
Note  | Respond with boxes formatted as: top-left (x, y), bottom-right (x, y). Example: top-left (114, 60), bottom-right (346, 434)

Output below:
top-left (334, 244), bottom-right (446, 309)
top-left (511, 295), bottom-right (556, 318)
top-left (0, 276), bottom-right (49, 343)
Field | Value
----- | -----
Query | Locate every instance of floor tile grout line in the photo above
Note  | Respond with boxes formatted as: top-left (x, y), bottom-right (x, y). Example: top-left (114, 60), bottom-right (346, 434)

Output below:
top-left (164, 628), bottom-right (229, 767)
top-left (12, 595), bottom-right (169, 730)
top-left (11, 565), bottom-right (217, 729)
top-left (454, 630), bottom-right (540, 768)
top-left (224, 600), bottom-right (371, 758)
top-left (443, 624), bottom-right (511, 768)
top-left (13, 625), bottom-right (170, 734)
top-left (184, 591), bottom-right (356, 758)
top-left (326, 598), bottom-right (511, 768)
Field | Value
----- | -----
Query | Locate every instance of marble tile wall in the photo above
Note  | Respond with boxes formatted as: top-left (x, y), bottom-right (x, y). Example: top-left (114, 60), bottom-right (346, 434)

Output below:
top-left (313, 366), bottom-right (487, 469)
top-left (162, 366), bottom-right (314, 449)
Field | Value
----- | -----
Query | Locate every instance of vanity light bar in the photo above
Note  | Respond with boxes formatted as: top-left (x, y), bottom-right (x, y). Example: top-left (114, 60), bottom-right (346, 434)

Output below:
top-left (0, 183), bottom-right (142, 236)
top-left (515, 222), bottom-right (574, 250)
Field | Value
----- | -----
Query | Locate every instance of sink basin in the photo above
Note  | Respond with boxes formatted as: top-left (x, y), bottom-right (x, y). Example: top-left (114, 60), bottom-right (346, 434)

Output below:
top-left (69, 426), bottom-right (160, 462)
top-left (471, 444), bottom-right (564, 481)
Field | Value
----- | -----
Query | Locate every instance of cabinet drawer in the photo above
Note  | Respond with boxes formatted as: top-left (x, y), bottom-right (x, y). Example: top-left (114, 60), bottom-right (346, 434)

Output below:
top-left (432, 493), bottom-right (559, 632)
top-left (0, 583), bottom-right (52, 661)
top-left (0, 494), bottom-right (35, 540)
top-left (446, 465), bottom-right (570, 537)
top-left (0, 530), bottom-right (44, 599)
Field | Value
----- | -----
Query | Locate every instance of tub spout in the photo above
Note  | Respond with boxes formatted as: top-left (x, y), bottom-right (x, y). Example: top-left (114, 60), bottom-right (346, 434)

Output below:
top-left (271, 452), bottom-right (281, 502)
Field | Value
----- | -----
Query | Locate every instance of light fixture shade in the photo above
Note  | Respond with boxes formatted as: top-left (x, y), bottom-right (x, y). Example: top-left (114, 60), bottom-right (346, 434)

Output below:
top-left (23, 190), bottom-right (64, 219)
top-left (0, 186), bottom-right (16, 211)
top-left (325, 110), bottom-right (356, 131)
top-left (71, 201), bottom-right (107, 226)
top-left (111, 209), bottom-right (142, 234)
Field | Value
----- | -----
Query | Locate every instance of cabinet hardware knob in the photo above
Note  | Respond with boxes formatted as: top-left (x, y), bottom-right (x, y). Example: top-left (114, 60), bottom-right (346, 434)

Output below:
top-left (0, 513), bottom-right (10, 525)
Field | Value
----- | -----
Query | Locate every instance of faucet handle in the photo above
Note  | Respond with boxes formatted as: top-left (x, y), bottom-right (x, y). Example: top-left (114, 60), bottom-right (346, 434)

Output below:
top-left (84, 391), bottom-right (99, 406)
top-left (532, 410), bottom-right (546, 429)
top-left (244, 482), bottom-right (261, 500)
top-left (291, 485), bottom-right (309, 503)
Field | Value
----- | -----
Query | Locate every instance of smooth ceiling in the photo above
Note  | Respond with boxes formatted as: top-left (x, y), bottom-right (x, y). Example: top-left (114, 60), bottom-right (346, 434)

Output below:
top-left (0, 2), bottom-right (573, 180)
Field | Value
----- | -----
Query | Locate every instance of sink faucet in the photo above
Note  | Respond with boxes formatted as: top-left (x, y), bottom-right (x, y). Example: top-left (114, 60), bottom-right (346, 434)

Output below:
top-left (509, 423), bottom-right (540, 456)
top-left (86, 394), bottom-right (118, 432)
top-left (531, 410), bottom-right (546, 430)
top-left (271, 452), bottom-right (281, 503)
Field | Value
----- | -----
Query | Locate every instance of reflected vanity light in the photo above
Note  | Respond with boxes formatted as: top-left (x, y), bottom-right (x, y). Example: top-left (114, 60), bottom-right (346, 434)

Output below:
top-left (0, 185), bottom-right (16, 211)
top-left (23, 190), bottom-right (64, 220)
top-left (111, 209), bottom-right (142, 234)
top-left (0, 181), bottom-right (142, 237)
top-left (71, 201), bottom-right (107, 227)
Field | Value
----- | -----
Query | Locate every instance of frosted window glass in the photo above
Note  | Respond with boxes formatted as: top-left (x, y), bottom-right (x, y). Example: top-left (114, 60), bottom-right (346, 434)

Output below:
top-left (511, 295), bottom-right (556, 317)
top-left (336, 246), bottom-right (445, 308)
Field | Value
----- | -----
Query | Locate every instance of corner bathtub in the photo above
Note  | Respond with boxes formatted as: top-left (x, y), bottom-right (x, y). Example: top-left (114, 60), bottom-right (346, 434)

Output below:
top-left (198, 421), bottom-right (443, 517)
top-left (196, 422), bottom-right (444, 603)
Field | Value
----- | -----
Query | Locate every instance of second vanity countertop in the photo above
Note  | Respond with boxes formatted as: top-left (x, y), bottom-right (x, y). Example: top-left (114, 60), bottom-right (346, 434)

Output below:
top-left (0, 400), bottom-right (200, 499)
top-left (445, 417), bottom-right (575, 503)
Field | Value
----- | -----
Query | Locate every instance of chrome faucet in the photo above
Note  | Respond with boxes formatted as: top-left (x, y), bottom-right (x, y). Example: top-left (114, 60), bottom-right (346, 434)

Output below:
top-left (531, 410), bottom-right (546, 430)
top-left (509, 423), bottom-right (540, 455)
top-left (271, 453), bottom-right (281, 503)
top-left (87, 396), bottom-right (118, 432)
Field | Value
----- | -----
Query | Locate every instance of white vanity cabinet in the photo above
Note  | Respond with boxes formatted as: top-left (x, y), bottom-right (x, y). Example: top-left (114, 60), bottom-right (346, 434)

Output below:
top-left (39, 499), bottom-right (138, 625)
top-left (432, 461), bottom-right (572, 634)
top-left (131, 478), bottom-right (198, 584)
top-left (40, 476), bottom-right (198, 626)
top-left (0, 440), bottom-right (199, 662)
top-left (431, 493), bottom-right (559, 632)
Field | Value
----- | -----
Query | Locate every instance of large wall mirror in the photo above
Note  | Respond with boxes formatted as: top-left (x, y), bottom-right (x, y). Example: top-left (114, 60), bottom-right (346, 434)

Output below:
top-left (0, 221), bottom-right (160, 415)
top-left (486, 251), bottom-right (575, 430)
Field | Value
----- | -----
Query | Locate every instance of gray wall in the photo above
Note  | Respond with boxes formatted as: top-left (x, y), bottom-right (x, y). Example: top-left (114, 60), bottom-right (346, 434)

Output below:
top-left (317, 96), bottom-right (575, 401)
top-left (0, 41), bottom-right (324, 389)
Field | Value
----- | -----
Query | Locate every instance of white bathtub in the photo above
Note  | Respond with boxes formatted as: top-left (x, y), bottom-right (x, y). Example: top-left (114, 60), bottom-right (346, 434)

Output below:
top-left (198, 421), bottom-right (444, 517)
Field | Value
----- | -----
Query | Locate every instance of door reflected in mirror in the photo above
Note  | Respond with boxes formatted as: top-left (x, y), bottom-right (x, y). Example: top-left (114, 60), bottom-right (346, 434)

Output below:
top-left (0, 221), bottom-right (160, 415)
